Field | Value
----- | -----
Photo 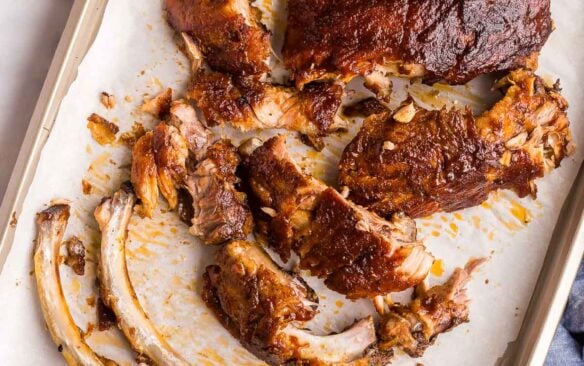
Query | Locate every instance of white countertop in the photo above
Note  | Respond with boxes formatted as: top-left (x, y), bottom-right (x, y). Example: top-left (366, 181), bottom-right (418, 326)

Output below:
top-left (0, 0), bottom-right (74, 201)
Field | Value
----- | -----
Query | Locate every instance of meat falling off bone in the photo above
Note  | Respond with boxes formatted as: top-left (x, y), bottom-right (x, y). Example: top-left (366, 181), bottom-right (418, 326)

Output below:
top-left (378, 259), bottom-right (486, 357)
top-left (203, 240), bottom-right (386, 365)
top-left (241, 135), bottom-right (433, 299)
top-left (164, 5), bottom-right (347, 146)
top-left (339, 69), bottom-right (574, 218)
top-left (131, 97), bottom-right (253, 245)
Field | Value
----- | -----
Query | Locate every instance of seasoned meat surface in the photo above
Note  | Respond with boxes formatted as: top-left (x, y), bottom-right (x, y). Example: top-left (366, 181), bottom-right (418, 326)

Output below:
top-left (242, 136), bottom-right (433, 298)
top-left (339, 70), bottom-right (573, 218)
top-left (186, 140), bottom-right (253, 245)
top-left (203, 241), bottom-right (317, 342)
top-left (187, 72), bottom-right (345, 140)
top-left (378, 259), bottom-right (484, 357)
top-left (203, 240), bottom-right (383, 365)
top-left (166, 0), bottom-right (270, 76)
top-left (283, 0), bottom-right (551, 86)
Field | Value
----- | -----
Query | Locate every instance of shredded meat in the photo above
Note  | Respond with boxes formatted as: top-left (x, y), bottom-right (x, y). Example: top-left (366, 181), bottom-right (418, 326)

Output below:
top-left (185, 140), bottom-right (253, 245)
top-left (167, 99), bottom-right (211, 160)
top-left (343, 97), bottom-right (389, 118)
top-left (152, 123), bottom-right (188, 210)
top-left (339, 70), bottom-right (573, 218)
top-left (378, 259), bottom-right (485, 357)
top-left (187, 71), bottom-right (346, 143)
top-left (130, 100), bottom-right (252, 244)
top-left (242, 136), bottom-right (433, 298)
top-left (283, 0), bottom-right (551, 86)
top-left (141, 88), bottom-right (173, 118)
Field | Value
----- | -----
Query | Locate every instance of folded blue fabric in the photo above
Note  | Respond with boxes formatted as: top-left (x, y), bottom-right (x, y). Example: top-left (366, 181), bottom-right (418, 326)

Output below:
top-left (545, 261), bottom-right (584, 365)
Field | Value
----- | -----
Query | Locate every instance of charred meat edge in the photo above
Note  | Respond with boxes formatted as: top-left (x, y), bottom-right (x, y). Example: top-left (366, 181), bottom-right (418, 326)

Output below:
top-left (34, 204), bottom-right (106, 366)
top-left (180, 32), bottom-right (346, 145)
top-left (94, 186), bottom-right (189, 366)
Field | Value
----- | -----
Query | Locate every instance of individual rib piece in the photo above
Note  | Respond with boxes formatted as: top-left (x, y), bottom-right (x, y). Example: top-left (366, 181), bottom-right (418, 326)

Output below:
top-left (378, 259), bottom-right (485, 357)
top-left (242, 136), bottom-right (433, 298)
top-left (339, 70), bottom-right (574, 218)
top-left (131, 99), bottom-right (253, 244)
top-left (283, 0), bottom-right (551, 86)
top-left (34, 205), bottom-right (107, 366)
top-left (203, 240), bottom-right (383, 365)
top-left (186, 69), bottom-right (346, 147)
top-left (165, 0), bottom-right (270, 76)
top-left (95, 185), bottom-right (189, 366)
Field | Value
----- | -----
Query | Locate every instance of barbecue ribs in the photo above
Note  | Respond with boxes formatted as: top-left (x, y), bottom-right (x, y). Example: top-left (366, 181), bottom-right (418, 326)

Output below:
top-left (241, 135), bottom-right (433, 298)
top-left (203, 240), bottom-right (383, 365)
top-left (166, 0), bottom-right (270, 76)
top-left (283, 0), bottom-right (551, 87)
top-left (339, 70), bottom-right (573, 218)
top-left (166, 5), bottom-right (347, 145)
top-left (186, 70), bottom-right (346, 146)
top-left (378, 259), bottom-right (484, 357)
top-left (131, 98), bottom-right (252, 244)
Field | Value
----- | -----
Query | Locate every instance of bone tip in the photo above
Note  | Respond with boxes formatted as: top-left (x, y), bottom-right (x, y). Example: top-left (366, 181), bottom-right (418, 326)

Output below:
top-left (37, 204), bottom-right (70, 223)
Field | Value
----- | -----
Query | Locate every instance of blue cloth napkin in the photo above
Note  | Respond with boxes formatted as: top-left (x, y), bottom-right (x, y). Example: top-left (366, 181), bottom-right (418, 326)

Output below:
top-left (545, 261), bottom-right (584, 365)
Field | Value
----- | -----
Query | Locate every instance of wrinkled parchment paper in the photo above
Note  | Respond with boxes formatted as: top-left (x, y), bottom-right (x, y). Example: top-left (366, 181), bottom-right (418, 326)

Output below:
top-left (0, 1), bottom-right (583, 365)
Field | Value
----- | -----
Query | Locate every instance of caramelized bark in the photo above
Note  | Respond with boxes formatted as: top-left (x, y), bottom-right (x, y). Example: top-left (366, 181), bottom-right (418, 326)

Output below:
top-left (339, 70), bottom-right (573, 218)
top-left (284, 0), bottom-right (551, 86)
top-left (166, 0), bottom-right (270, 76)
top-left (243, 136), bottom-right (433, 298)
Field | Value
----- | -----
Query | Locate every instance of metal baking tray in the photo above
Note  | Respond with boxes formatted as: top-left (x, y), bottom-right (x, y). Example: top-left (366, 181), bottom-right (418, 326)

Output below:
top-left (0, 1), bottom-right (581, 365)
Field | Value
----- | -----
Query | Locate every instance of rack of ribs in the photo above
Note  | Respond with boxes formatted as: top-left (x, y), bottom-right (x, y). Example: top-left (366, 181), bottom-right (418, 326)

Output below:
top-left (203, 240), bottom-right (385, 365)
top-left (283, 0), bottom-right (552, 87)
top-left (338, 69), bottom-right (574, 218)
top-left (241, 135), bottom-right (433, 299)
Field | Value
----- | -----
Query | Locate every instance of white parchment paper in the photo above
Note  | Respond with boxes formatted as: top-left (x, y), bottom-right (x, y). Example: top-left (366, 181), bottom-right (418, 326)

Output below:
top-left (0, 1), bottom-right (583, 365)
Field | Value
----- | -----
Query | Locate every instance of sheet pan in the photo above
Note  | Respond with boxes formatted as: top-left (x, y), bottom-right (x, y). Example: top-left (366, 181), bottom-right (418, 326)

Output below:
top-left (0, 1), bottom-right (582, 365)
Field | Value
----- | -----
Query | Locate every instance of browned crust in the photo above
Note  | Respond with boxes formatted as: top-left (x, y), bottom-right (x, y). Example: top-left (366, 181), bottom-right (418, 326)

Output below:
top-left (202, 241), bottom-right (318, 365)
top-left (339, 70), bottom-right (572, 218)
top-left (301, 189), bottom-right (427, 298)
top-left (131, 131), bottom-right (158, 217)
top-left (87, 113), bottom-right (119, 145)
top-left (243, 136), bottom-right (432, 298)
top-left (187, 71), bottom-right (257, 127)
top-left (166, 0), bottom-right (270, 76)
top-left (283, 0), bottom-right (552, 86)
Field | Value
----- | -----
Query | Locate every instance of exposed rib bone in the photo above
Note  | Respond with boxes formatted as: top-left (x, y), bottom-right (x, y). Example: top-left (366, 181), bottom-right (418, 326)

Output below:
top-left (34, 204), bottom-right (106, 366)
top-left (95, 186), bottom-right (189, 366)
